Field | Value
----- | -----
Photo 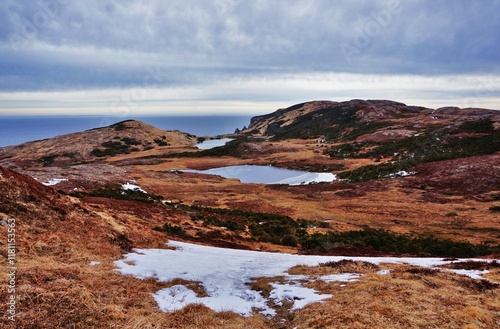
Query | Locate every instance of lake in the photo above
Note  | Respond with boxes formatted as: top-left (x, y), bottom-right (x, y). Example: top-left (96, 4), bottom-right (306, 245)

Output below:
top-left (184, 165), bottom-right (337, 185)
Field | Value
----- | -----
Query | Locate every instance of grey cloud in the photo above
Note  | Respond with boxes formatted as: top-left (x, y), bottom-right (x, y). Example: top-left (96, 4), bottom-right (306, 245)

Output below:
top-left (0, 0), bottom-right (499, 92)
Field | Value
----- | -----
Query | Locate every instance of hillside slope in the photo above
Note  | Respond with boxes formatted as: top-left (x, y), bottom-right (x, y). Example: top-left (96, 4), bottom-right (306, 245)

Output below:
top-left (245, 99), bottom-right (500, 141)
top-left (1, 166), bottom-right (262, 328)
top-left (0, 120), bottom-right (196, 168)
top-left (240, 100), bottom-right (500, 186)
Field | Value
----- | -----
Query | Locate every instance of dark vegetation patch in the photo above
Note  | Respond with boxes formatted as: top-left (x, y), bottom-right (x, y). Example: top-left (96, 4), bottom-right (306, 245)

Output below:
top-left (184, 205), bottom-right (313, 246)
top-left (91, 139), bottom-right (144, 157)
top-left (70, 186), bottom-right (163, 204)
top-left (454, 277), bottom-right (499, 292)
top-left (162, 204), bottom-right (500, 257)
top-left (153, 223), bottom-right (188, 237)
top-left (300, 229), bottom-right (500, 258)
top-left (404, 267), bottom-right (439, 276)
top-left (439, 260), bottom-right (500, 271)
top-left (270, 105), bottom-right (361, 140)
top-left (109, 120), bottom-right (135, 131)
top-left (489, 206), bottom-right (500, 212)
top-left (452, 118), bottom-right (495, 134)
top-left (163, 136), bottom-right (249, 158)
top-left (336, 162), bottom-right (411, 182)
top-left (319, 260), bottom-right (379, 272)
top-left (37, 154), bottom-right (58, 167)
top-left (331, 121), bottom-right (500, 182)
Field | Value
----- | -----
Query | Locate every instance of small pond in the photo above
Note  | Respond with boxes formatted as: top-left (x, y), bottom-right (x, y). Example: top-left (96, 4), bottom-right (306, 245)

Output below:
top-left (184, 165), bottom-right (336, 185)
top-left (196, 138), bottom-right (234, 150)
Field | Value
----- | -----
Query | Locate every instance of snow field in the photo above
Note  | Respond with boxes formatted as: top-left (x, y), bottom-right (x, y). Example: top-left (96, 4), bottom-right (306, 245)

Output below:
top-left (114, 241), bottom-right (497, 317)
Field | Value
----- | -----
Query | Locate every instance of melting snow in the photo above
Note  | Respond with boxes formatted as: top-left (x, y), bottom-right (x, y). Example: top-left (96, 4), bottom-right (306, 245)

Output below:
top-left (89, 261), bottom-right (101, 266)
top-left (114, 241), bottom-right (497, 317)
top-left (184, 165), bottom-right (337, 185)
top-left (270, 283), bottom-right (332, 310)
top-left (389, 171), bottom-right (417, 178)
top-left (319, 273), bottom-right (362, 283)
top-left (122, 182), bottom-right (147, 193)
top-left (448, 269), bottom-right (490, 280)
top-left (42, 178), bottom-right (68, 186)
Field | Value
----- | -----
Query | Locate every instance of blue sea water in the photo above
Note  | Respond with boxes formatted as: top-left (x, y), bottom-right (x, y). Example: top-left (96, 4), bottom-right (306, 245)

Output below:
top-left (0, 115), bottom-right (252, 147)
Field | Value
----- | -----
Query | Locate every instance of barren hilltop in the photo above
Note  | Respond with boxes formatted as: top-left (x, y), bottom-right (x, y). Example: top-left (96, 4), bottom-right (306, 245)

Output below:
top-left (1, 99), bottom-right (499, 328)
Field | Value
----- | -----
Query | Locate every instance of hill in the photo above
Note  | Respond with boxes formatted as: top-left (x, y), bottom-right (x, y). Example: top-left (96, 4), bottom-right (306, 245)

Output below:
top-left (0, 120), bottom-right (196, 169)
top-left (245, 99), bottom-right (500, 141)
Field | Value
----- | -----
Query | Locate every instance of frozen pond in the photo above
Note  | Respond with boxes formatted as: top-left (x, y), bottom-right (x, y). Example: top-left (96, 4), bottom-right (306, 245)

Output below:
top-left (184, 165), bottom-right (336, 185)
top-left (195, 138), bottom-right (234, 150)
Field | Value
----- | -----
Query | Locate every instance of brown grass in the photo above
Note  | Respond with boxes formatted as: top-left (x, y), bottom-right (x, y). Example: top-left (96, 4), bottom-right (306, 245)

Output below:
top-left (288, 260), bottom-right (379, 277)
top-left (290, 265), bottom-right (500, 329)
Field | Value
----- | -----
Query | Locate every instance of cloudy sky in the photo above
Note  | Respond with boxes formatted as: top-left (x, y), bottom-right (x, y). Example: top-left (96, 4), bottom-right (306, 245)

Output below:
top-left (0, 0), bottom-right (499, 116)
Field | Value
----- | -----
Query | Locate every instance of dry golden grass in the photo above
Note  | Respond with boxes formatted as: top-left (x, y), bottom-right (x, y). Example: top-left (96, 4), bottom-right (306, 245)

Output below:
top-left (485, 269), bottom-right (500, 283)
top-left (288, 260), bottom-right (380, 277)
top-left (290, 265), bottom-right (500, 329)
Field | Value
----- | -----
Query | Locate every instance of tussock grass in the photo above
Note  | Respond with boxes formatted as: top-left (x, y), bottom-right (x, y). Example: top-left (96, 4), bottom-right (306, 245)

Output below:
top-left (439, 260), bottom-right (500, 270)
top-left (288, 260), bottom-right (379, 276)
top-left (291, 265), bottom-right (500, 329)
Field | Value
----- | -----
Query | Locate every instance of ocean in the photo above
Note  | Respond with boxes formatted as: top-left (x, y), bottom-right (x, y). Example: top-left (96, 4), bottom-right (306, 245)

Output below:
top-left (0, 115), bottom-right (252, 147)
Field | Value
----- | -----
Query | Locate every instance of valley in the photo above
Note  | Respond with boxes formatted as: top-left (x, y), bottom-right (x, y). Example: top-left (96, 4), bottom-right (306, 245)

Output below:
top-left (1, 99), bottom-right (499, 328)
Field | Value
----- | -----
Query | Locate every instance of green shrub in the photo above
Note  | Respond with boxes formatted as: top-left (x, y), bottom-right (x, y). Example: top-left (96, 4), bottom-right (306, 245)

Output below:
top-left (153, 223), bottom-right (187, 236)
top-left (37, 155), bottom-right (58, 166)
top-left (165, 136), bottom-right (249, 158)
top-left (300, 229), bottom-right (499, 258)
top-left (154, 139), bottom-right (169, 146)
top-left (71, 187), bottom-right (163, 203)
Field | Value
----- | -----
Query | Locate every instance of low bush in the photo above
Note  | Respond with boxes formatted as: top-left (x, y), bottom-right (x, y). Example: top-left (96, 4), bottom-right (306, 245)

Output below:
top-left (71, 187), bottom-right (163, 204)
top-left (300, 229), bottom-right (500, 258)
top-left (153, 223), bottom-right (187, 237)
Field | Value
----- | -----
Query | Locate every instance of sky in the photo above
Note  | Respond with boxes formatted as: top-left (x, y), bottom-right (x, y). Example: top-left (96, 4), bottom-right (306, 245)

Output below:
top-left (0, 0), bottom-right (499, 116)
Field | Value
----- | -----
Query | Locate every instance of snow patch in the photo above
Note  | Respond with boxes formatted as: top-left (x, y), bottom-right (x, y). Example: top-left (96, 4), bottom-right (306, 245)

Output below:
top-left (122, 182), bottom-right (147, 193)
top-left (319, 273), bottom-right (362, 283)
top-left (89, 261), bottom-right (101, 266)
top-left (115, 241), bottom-right (497, 317)
top-left (42, 178), bottom-right (68, 186)
top-left (389, 171), bottom-right (417, 178)
top-left (448, 269), bottom-right (490, 280)
top-left (270, 283), bottom-right (332, 310)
